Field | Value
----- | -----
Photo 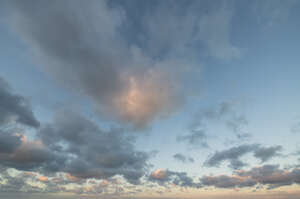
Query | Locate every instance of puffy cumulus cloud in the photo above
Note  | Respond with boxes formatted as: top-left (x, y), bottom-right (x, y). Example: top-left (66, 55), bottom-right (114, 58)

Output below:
top-left (149, 169), bottom-right (200, 188)
top-left (150, 169), bottom-right (168, 180)
top-left (0, 169), bottom-right (52, 193)
top-left (173, 153), bottom-right (194, 163)
top-left (205, 144), bottom-right (283, 169)
top-left (200, 164), bottom-right (300, 189)
top-left (0, 77), bottom-right (39, 128)
top-left (113, 69), bottom-right (178, 128)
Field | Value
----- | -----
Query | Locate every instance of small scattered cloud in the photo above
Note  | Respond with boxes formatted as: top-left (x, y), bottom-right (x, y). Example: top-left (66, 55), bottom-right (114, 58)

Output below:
top-left (173, 153), bottom-right (194, 163)
top-left (205, 144), bottom-right (283, 169)
top-left (178, 101), bottom-right (251, 149)
top-left (176, 130), bottom-right (209, 148)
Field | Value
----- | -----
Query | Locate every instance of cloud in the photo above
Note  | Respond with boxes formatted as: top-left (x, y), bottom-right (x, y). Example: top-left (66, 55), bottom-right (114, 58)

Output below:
top-left (205, 144), bottom-right (283, 169)
top-left (252, 0), bottom-right (298, 27)
top-left (178, 101), bottom-right (251, 148)
top-left (173, 153), bottom-right (194, 163)
top-left (150, 169), bottom-right (168, 181)
top-left (0, 132), bottom-right (22, 153)
top-left (254, 146), bottom-right (282, 163)
top-left (196, 101), bottom-right (249, 136)
top-left (5, 0), bottom-right (183, 129)
top-left (236, 164), bottom-right (300, 189)
top-left (176, 130), bottom-right (208, 148)
top-left (0, 78), bottom-right (150, 185)
top-left (0, 169), bottom-right (45, 193)
top-left (200, 174), bottom-right (256, 188)
top-left (149, 169), bottom-right (200, 188)
top-left (200, 164), bottom-right (300, 189)
top-left (35, 110), bottom-right (150, 184)
top-left (0, 134), bottom-right (58, 171)
top-left (5, 0), bottom-right (241, 128)
top-left (0, 77), bottom-right (39, 128)
top-left (0, 77), bottom-right (53, 170)
top-left (205, 144), bottom-right (259, 169)
top-left (138, 1), bottom-right (241, 60)
top-left (195, 3), bottom-right (242, 60)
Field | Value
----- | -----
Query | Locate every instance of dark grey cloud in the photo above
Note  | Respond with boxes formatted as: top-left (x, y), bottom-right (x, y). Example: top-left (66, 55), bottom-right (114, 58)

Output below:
top-left (254, 145), bottom-right (282, 162)
top-left (149, 169), bottom-right (200, 188)
top-left (173, 153), bottom-right (194, 163)
top-left (0, 77), bottom-right (52, 170)
top-left (236, 164), bottom-right (300, 188)
top-left (205, 144), bottom-right (283, 169)
top-left (0, 132), bottom-right (21, 153)
top-left (205, 144), bottom-right (259, 169)
top-left (36, 110), bottom-right (150, 184)
top-left (200, 174), bottom-right (256, 188)
top-left (200, 164), bottom-right (300, 189)
top-left (0, 136), bottom-right (59, 171)
top-left (0, 77), bottom-right (39, 128)
top-left (0, 79), bottom-right (150, 184)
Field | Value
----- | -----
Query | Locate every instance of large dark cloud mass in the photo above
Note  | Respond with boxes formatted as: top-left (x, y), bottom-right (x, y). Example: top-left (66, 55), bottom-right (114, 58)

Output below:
top-left (5, 0), bottom-right (243, 129)
top-left (0, 76), bottom-right (149, 185)
top-left (0, 111), bottom-right (150, 184)
top-left (6, 0), bottom-right (182, 129)
top-left (0, 132), bottom-right (22, 153)
top-left (37, 111), bottom-right (150, 184)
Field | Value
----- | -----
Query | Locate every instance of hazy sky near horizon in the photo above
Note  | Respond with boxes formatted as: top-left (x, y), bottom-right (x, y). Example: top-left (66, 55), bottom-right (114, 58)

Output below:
top-left (1, 0), bottom-right (300, 199)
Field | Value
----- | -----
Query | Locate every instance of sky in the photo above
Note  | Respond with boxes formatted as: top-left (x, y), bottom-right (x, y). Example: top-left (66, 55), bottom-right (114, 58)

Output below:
top-left (0, 0), bottom-right (300, 199)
